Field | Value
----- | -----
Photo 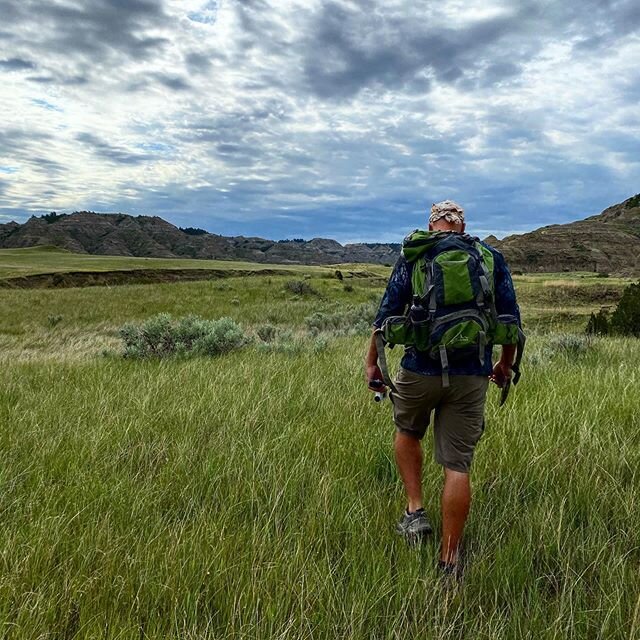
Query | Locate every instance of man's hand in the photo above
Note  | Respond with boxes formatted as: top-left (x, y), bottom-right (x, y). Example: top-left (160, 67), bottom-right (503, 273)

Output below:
top-left (366, 364), bottom-right (386, 392)
top-left (490, 361), bottom-right (512, 388)
top-left (365, 330), bottom-right (387, 392)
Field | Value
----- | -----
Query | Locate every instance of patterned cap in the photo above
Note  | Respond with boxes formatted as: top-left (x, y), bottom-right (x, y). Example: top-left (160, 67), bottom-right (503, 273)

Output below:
top-left (429, 200), bottom-right (465, 225)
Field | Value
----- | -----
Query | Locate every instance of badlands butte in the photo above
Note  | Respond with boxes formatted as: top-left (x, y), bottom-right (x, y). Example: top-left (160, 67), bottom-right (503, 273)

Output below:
top-left (1, 194), bottom-right (639, 274)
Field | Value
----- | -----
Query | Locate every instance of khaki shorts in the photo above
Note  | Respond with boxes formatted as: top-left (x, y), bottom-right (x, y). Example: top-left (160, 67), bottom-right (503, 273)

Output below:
top-left (391, 367), bottom-right (489, 473)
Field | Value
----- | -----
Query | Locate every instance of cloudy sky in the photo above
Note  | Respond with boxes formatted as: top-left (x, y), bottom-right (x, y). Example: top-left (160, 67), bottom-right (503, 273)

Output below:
top-left (0, 0), bottom-right (639, 242)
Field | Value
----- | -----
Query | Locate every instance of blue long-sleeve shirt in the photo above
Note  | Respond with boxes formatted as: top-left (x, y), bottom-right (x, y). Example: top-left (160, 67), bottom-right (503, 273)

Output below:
top-left (373, 239), bottom-right (520, 376)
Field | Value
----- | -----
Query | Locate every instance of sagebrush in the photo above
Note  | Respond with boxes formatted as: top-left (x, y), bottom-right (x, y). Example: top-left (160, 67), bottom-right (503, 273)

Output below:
top-left (119, 313), bottom-right (248, 358)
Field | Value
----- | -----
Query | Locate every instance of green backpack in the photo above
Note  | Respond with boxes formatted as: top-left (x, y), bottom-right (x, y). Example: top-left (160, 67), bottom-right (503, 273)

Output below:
top-left (375, 230), bottom-right (525, 389)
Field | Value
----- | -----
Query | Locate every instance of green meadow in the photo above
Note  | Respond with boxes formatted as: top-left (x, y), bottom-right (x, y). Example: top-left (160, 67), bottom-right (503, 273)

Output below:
top-left (0, 246), bottom-right (338, 280)
top-left (0, 248), bottom-right (638, 639)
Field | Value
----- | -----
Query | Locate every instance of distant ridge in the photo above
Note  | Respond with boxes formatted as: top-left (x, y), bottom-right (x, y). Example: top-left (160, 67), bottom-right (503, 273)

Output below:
top-left (1, 194), bottom-right (639, 272)
top-left (0, 212), bottom-right (400, 266)
top-left (489, 194), bottom-right (640, 275)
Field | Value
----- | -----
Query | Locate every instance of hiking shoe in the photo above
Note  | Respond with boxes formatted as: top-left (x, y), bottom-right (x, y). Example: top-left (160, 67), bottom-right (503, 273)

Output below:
top-left (395, 508), bottom-right (432, 544)
top-left (437, 559), bottom-right (463, 582)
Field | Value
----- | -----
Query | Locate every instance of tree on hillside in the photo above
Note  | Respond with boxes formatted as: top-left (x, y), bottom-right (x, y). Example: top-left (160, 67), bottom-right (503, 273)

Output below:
top-left (41, 211), bottom-right (64, 223)
top-left (585, 309), bottom-right (610, 336)
top-left (180, 227), bottom-right (208, 236)
top-left (610, 282), bottom-right (640, 336)
top-left (624, 193), bottom-right (640, 209)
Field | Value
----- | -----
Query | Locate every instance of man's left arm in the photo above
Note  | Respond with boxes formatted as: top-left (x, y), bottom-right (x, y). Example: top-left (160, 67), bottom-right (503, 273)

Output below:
top-left (491, 250), bottom-right (521, 386)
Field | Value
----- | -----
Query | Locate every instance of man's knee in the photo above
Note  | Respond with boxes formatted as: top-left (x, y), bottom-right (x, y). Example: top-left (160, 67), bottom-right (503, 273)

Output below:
top-left (395, 428), bottom-right (423, 443)
top-left (443, 467), bottom-right (470, 483)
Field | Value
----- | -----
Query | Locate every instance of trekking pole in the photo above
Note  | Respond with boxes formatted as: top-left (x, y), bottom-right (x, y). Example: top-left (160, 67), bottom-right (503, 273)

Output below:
top-left (369, 379), bottom-right (387, 403)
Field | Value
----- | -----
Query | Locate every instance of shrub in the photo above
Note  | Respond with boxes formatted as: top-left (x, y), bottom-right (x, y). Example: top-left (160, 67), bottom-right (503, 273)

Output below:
top-left (193, 318), bottom-right (248, 356)
top-left (313, 336), bottom-right (329, 353)
top-left (610, 281), bottom-right (640, 336)
top-left (305, 300), bottom-right (377, 336)
top-left (546, 333), bottom-right (593, 356)
top-left (528, 333), bottom-right (595, 366)
top-left (119, 314), bottom-right (247, 359)
top-left (46, 314), bottom-right (63, 328)
top-left (256, 324), bottom-right (278, 343)
top-left (585, 309), bottom-right (609, 336)
top-left (284, 280), bottom-right (320, 297)
top-left (256, 326), bottom-right (325, 355)
top-left (256, 333), bottom-right (303, 355)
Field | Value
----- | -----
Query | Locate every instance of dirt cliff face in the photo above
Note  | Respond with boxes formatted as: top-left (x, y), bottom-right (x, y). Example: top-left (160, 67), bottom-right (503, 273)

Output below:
top-left (487, 195), bottom-right (640, 274)
top-left (0, 211), bottom-right (401, 265)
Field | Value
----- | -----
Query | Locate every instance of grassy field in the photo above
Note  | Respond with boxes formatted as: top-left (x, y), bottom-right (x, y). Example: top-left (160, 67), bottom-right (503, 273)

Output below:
top-left (0, 247), bottom-right (322, 278)
top-left (0, 247), bottom-right (353, 280)
top-left (0, 253), bottom-right (639, 638)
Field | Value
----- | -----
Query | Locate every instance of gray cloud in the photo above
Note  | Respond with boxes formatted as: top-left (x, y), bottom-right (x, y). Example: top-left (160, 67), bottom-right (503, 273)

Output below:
top-left (20, 156), bottom-right (68, 176)
top-left (27, 74), bottom-right (89, 86)
top-left (0, 0), bottom-right (170, 87)
top-left (2, 0), bottom-right (639, 239)
top-left (25, 76), bottom-right (56, 84)
top-left (0, 57), bottom-right (36, 71)
top-left (0, 128), bottom-right (53, 155)
top-left (185, 52), bottom-right (214, 74)
top-left (76, 133), bottom-right (151, 165)
top-left (126, 72), bottom-right (192, 92)
top-left (299, 2), bottom-right (538, 99)
top-left (479, 62), bottom-right (522, 88)
top-left (290, 0), bottom-right (640, 100)
top-left (152, 73), bottom-right (191, 91)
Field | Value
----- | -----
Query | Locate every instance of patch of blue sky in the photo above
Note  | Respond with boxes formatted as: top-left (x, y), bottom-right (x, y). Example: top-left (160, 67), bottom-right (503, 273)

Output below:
top-left (136, 142), bottom-right (174, 154)
top-left (30, 98), bottom-right (63, 112)
top-left (0, 209), bottom-right (29, 223)
top-left (188, 0), bottom-right (218, 25)
top-left (0, 166), bottom-right (18, 173)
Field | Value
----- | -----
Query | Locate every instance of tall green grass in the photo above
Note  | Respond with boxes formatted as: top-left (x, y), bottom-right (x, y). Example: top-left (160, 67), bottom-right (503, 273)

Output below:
top-left (0, 270), bottom-right (639, 637)
top-left (0, 335), bottom-right (638, 638)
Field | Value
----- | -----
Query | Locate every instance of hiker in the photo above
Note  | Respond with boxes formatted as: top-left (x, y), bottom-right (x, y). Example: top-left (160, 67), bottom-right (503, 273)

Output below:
top-left (365, 200), bottom-right (522, 575)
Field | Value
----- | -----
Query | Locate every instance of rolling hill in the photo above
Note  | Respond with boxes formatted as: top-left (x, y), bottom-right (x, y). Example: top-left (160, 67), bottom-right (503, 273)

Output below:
top-left (0, 211), bottom-right (400, 266)
top-left (1, 194), bottom-right (639, 273)
top-left (488, 194), bottom-right (640, 274)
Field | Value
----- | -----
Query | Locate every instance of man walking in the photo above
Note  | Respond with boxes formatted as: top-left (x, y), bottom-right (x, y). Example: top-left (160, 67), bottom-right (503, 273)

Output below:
top-left (365, 200), bottom-right (521, 575)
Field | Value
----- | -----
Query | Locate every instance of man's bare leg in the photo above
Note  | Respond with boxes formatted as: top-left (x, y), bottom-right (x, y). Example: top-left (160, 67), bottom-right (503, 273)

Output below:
top-left (440, 468), bottom-right (471, 564)
top-left (394, 432), bottom-right (423, 512)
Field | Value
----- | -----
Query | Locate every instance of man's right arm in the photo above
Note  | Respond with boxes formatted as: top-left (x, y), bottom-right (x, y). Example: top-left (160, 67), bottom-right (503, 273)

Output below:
top-left (366, 256), bottom-right (412, 390)
top-left (366, 333), bottom-right (383, 390)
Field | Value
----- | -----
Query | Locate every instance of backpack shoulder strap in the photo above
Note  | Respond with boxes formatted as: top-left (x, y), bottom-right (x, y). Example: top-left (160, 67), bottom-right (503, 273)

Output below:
top-left (374, 330), bottom-right (398, 393)
top-left (472, 241), bottom-right (498, 322)
top-left (411, 255), bottom-right (428, 298)
top-left (475, 241), bottom-right (495, 280)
